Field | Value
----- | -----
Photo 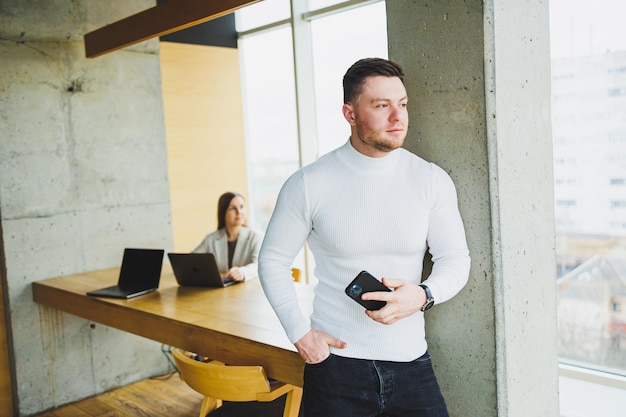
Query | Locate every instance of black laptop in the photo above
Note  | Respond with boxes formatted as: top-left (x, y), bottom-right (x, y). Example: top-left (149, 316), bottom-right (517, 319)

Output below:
top-left (167, 252), bottom-right (239, 288)
top-left (87, 248), bottom-right (165, 299)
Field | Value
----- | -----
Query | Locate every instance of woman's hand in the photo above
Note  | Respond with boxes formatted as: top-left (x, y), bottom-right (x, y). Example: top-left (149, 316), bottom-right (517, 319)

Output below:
top-left (225, 267), bottom-right (245, 281)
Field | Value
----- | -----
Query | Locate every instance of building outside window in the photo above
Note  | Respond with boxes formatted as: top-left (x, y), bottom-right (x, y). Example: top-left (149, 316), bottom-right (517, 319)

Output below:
top-left (551, 0), bottom-right (626, 370)
top-left (551, 0), bottom-right (626, 414)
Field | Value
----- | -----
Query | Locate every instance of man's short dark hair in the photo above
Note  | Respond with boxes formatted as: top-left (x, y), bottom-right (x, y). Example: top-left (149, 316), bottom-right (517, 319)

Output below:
top-left (342, 58), bottom-right (405, 104)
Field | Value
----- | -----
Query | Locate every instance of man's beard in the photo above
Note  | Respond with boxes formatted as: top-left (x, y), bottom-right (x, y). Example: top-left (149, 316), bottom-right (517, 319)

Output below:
top-left (354, 124), bottom-right (405, 153)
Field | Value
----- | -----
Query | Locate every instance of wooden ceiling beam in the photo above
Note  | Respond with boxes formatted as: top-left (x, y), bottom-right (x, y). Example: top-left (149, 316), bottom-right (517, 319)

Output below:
top-left (84, 0), bottom-right (260, 58)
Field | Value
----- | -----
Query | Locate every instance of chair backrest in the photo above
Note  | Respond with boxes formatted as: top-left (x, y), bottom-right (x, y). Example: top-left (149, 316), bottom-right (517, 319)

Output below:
top-left (291, 268), bottom-right (301, 282)
top-left (172, 348), bottom-right (271, 402)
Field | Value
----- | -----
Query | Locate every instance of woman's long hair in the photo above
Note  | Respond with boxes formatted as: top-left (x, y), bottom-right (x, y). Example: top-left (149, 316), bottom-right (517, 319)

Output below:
top-left (216, 191), bottom-right (245, 230)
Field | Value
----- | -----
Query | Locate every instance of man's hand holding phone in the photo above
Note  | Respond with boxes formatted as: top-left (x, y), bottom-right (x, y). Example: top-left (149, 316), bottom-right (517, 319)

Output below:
top-left (345, 271), bottom-right (392, 310)
top-left (346, 271), bottom-right (425, 325)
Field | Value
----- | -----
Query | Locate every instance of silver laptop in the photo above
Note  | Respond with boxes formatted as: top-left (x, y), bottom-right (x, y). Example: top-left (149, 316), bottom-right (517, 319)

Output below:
top-left (167, 252), bottom-right (239, 288)
top-left (87, 248), bottom-right (164, 299)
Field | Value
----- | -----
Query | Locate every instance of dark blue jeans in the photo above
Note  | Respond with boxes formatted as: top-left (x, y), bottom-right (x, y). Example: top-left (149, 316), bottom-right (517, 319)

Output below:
top-left (302, 352), bottom-right (449, 417)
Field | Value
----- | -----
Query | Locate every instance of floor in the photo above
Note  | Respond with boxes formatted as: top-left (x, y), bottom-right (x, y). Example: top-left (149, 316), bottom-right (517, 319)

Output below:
top-left (32, 370), bottom-right (292, 417)
top-left (33, 371), bottom-right (203, 417)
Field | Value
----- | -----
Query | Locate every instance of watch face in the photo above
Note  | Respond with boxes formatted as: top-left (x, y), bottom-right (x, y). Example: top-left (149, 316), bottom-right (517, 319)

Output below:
top-left (422, 300), bottom-right (434, 311)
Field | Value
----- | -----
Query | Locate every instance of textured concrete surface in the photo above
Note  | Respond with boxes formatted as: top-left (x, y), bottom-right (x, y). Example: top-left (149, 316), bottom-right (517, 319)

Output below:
top-left (1, 1), bottom-right (174, 415)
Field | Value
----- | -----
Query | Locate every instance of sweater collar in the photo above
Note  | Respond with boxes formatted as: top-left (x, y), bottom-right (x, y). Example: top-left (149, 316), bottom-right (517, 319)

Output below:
top-left (337, 138), bottom-right (400, 175)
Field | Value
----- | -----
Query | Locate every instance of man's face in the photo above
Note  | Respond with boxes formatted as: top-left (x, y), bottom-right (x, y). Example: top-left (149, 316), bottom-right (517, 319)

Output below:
top-left (343, 75), bottom-right (409, 158)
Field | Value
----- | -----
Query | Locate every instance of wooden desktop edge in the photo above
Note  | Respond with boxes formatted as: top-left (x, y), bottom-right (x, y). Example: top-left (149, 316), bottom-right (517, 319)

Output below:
top-left (32, 271), bottom-right (305, 387)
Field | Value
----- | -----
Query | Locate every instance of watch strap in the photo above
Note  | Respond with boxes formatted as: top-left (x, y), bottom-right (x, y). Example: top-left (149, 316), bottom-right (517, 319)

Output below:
top-left (419, 284), bottom-right (434, 311)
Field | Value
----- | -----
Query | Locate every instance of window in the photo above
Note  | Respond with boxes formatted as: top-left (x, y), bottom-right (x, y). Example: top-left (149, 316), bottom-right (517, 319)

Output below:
top-left (236, 0), bottom-right (290, 32)
top-left (236, 0), bottom-right (388, 281)
top-left (310, 2), bottom-right (388, 156)
top-left (556, 200), bottom-right (577, 207)
top-left (608, 87), bottom-right (626, 97)
top-left (238, 26), bottom-right (298, 233)
top-left (550, 0), bottom-right (626, 412)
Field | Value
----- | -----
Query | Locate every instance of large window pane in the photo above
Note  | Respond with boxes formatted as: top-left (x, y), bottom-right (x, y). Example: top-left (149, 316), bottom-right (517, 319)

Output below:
top-left (550, 0), bottom-right (626, 377)
top-left (236, 0), bottom-right (290, 31)
top-left (239, 27), bottom-right (299, 232)
top-left (310, 1), bottom-right (388, 156)
top-left (307, 0), bottom-right (346, 10)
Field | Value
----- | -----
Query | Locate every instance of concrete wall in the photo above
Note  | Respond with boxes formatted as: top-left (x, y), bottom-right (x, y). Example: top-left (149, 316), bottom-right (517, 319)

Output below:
top-left (387, 1), bottom-right (559, 416)
top-left (0, 1), bottom-right (173, 415)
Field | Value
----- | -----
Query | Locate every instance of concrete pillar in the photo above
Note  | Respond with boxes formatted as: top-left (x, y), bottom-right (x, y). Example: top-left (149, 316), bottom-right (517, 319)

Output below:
top-left (387, 1), bottom-right (559, 416)
top-left (0, 1), bottom-right (173, 415)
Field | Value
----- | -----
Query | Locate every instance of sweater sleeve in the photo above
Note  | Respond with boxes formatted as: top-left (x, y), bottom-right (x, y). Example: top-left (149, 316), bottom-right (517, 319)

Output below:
top-left (258, 171), bottom-right (312, 344)
top-left (423, 164), bottom-right (471, 304)
top-left (238, 229), bottom-right (263, 281)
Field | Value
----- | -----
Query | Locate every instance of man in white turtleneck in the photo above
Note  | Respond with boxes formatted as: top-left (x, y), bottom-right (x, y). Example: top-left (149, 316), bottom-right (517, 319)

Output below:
top-left (259, 58), bottom-right (470, 417)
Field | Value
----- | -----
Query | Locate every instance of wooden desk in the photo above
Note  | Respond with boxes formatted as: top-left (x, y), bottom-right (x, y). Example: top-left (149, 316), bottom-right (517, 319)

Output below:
top-left (32, 267), bottom-right (310, 387)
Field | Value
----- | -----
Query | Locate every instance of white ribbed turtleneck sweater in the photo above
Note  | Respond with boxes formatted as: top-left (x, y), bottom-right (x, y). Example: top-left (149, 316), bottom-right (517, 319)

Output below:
top-left (259, 140), bottom-right (470, 361)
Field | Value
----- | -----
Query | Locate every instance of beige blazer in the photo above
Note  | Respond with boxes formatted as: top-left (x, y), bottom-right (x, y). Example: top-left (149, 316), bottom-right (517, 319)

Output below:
top-left (192, 226), bottom-right (263, 280)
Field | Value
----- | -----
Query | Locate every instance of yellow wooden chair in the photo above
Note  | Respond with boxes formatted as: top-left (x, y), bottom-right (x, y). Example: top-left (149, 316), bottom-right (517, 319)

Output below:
top-left (291, 268), bottom-right (301, 282)
top-left (172, 348), bottom-right (302, 417)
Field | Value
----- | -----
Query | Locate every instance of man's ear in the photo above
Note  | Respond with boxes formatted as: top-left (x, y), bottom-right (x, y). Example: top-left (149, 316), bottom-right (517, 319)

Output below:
top-left (342, 103), bottom-right (356, 125)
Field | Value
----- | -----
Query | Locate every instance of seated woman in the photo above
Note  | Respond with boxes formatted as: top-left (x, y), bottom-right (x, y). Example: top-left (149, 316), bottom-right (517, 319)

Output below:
top-left (193, 191), bottom-right (263, 281)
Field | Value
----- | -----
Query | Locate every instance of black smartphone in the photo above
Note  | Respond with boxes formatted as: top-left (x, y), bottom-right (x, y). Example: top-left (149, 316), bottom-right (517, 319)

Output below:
top-left (345, 271), bottom-right (391, 310)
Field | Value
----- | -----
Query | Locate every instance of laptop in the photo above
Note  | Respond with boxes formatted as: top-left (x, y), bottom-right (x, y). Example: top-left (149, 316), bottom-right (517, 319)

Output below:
top-left (167, 252), bottom-right (239, 288)
top-left (87, 248), bottom-right (165, 299)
